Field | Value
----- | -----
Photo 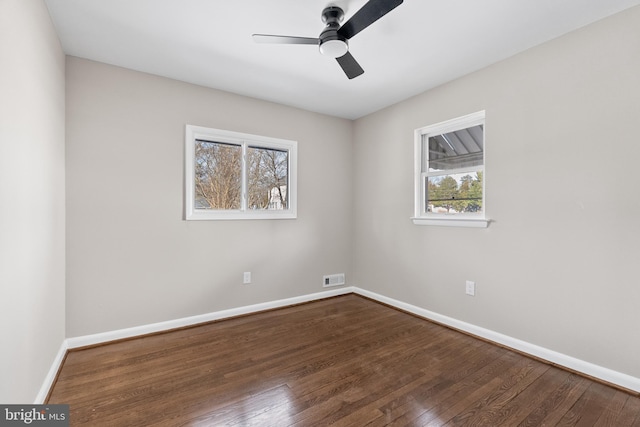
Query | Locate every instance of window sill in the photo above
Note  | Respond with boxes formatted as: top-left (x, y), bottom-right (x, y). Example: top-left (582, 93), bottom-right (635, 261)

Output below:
top-left (411, 217), bottom-right (490, 228)
top-left (186, 210), bottom-right (297, 221)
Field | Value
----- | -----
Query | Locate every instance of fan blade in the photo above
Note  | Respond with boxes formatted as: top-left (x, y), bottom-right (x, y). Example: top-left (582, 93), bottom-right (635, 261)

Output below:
top-left (337, 0), bottom-right (403, 39)
top-left (336, 52), bottom-right (364, 79)
top-left (252, 34), bottom-right (319, 45)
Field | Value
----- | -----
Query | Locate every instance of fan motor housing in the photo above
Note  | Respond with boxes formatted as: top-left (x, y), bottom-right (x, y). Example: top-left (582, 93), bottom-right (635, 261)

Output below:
top-left (321, 6), bottom-right (344, 24)
top-left (319, 6), bottom-right (348, 57)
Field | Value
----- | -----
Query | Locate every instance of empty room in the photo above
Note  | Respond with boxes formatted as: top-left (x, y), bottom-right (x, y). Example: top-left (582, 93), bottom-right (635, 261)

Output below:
top-left (1, 0), bottom-right (640, 425)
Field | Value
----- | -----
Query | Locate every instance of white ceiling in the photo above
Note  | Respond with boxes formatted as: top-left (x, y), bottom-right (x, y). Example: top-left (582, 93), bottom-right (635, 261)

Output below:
top-left (45, 0), bottom-right (640, 120)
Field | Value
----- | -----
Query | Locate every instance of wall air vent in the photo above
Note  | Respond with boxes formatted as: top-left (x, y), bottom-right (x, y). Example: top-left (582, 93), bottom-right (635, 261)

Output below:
top-left (323, 273), bottom-right (346, 287)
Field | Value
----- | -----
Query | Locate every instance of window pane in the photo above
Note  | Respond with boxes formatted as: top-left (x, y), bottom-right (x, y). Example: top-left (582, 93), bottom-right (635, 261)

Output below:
top-left (426, 172), bottom-right (483, 214)
top-left (194, 140), bottom-right (242, 210)
top-left (247, 146), bottom-right (288, 210)
top-left (424, 124), bottom-right (483, 172)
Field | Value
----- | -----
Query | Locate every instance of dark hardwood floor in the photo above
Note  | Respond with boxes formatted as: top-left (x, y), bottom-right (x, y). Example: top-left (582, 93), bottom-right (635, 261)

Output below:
top-left (47, 294), bottom-right (640, 426)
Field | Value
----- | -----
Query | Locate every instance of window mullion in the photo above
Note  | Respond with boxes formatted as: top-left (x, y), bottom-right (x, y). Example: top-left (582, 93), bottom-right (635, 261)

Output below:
top-left (241, 142), bottom-right (248, 212)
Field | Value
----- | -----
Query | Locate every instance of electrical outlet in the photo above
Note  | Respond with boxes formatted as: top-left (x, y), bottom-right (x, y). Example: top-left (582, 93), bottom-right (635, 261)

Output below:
top-left (243, 272), bottom-right (251, 284)
top-left (465, 280), bottom-right (476, 296)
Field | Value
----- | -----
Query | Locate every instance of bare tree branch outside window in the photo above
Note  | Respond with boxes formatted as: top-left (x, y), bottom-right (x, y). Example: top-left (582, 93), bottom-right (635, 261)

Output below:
top-left (194, 140), bottom-right (242, 209)
top-left (194, 140), bottom-right (288, 211)
top-left (247, 146), bottom-right (288, 210)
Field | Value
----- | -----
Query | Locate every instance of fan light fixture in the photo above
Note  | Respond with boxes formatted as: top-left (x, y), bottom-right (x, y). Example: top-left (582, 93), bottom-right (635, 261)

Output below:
top-left (252, 0), bottom-right (404, 79)
top-left (319, 39), bottom-right (348, 58)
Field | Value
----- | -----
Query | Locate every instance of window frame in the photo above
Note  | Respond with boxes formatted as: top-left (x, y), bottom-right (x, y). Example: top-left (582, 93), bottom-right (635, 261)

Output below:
top-left (185, 125), bottom-right (297, 220)
top-left (412, 111), bottom-right (489, 228)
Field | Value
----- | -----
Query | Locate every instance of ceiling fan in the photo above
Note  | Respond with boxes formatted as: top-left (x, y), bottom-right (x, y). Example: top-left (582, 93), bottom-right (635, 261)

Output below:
top-left (252, 0), bottom-right (404, 79)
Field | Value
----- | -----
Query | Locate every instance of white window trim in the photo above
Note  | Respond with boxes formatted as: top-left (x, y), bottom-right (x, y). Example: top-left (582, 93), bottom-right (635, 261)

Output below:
top-left (185, 125), bottom-right (297, 220)
top-left (412, 111), bottom-right (490, 228)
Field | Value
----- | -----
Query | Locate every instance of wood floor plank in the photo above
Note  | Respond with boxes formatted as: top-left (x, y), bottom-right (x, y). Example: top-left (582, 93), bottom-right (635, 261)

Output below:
top-left (380, 351), bottom-right (519, 426)
top-left (333, 341), bottom-right (498, 426)
top-left (46, 294), bottom-right (640, 426)
top-left (285, 325), bottom-right (449, 420)
top-left (488, 367), bottom-right (577, 426)
top-left (366, 339), bottom-right (509, 426)
top-left (414, 353), bottom-right (536, 426)
top-left (557, 381), bottom-right (617, 426)
top-left (516, 372), bottom-right (591, 426)
top-left (615, 394), bottom-right (640, 426)
top-left (593, 390), bottom-right (631, 427)
top-left (442, 359), bottom-right (551, 426)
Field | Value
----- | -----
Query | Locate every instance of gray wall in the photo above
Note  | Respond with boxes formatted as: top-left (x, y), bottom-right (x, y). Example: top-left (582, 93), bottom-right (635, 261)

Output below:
top-left (65, 57), bottom-right (353, 337)
top-left (352, 6), bottom-right (640, 378)
top-left (0, 0), bottom-right (66, 403)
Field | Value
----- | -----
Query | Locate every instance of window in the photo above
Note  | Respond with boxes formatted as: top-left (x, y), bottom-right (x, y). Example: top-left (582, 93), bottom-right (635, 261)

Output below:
top-left (185, 125), bottom-right (297, 220)
top-left (413, 111), bottom-right (488, 227)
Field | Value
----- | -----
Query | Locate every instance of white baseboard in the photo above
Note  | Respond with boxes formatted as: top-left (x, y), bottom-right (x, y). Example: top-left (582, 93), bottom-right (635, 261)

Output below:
top-left (352, 287), bottom-right (640, 394)
top-left (47, 285), bottom-right (639, 400)
top-left (66, 286), bottom-right (355, 349)
top-left (40, 287), bottom-right (353, 402)
top-left (35, 340), bottom-right (68, 404)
